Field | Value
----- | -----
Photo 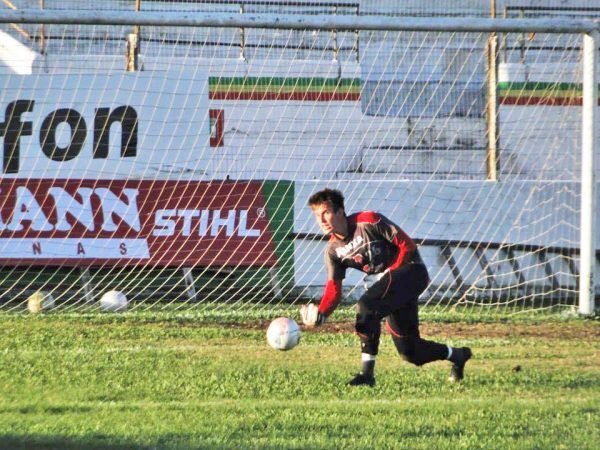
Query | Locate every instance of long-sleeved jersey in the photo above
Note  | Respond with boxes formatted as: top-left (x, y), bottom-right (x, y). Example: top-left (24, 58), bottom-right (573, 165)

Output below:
top-left (318, 211), bottom-right (422, 316)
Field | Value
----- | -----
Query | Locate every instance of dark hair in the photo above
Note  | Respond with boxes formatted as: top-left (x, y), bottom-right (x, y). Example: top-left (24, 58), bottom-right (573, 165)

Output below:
top-left (308, 188), bottom-right (345, 212)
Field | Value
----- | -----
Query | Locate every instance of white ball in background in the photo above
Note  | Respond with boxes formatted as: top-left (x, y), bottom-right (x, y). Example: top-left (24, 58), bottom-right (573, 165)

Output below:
top-left (266, 317), bottom-right (301, 351)
top-left (27, 291), bottom-right (55, 313)
top-left (99, 290), bottom-right (128, 312)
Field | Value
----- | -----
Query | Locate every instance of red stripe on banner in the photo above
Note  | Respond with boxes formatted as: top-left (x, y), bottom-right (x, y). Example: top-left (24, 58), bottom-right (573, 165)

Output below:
top-left (500, 96), bottom-right (586, 106)
top-left (209, 91), bottom-right (361, 101)
top-left (0, 179), bottom-right (278, 268)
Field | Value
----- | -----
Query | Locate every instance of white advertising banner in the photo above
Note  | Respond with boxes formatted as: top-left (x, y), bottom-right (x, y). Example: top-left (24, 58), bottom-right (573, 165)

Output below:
top-left (0, 72), bottom-right (210, 179)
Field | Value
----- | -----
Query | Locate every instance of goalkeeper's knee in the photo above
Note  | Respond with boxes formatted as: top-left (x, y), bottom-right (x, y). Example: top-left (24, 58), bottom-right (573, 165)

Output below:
top-left (391, 335), bottom-right (426, 366)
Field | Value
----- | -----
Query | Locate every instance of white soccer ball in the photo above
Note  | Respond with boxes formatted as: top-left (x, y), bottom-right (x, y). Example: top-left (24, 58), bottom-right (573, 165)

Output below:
top-left (100, 290), bottom-right (128, 312)
top-left (266, 317), bottom-right (301, 351)
top-left (27, 291), bottom-right (55, 313)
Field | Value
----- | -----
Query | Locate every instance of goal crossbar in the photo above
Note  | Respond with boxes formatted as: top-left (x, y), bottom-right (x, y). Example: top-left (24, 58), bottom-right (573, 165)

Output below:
top-left (2, 10), bottom-right (600, 34)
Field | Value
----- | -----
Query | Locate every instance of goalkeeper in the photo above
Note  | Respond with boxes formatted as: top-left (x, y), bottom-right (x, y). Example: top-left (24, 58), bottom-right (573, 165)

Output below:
top-left (301, 188), bottom-right (472, 387)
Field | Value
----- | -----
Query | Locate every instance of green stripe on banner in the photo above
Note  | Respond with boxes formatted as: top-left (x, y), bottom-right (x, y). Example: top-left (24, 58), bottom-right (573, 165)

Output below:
top-left (497, 81), bottom-right (586, 91)
top-left (498, 81), bottom-right (600, 104)
top-left (261, 180), bottom-right (295, 298)
top-left (209, 77), bottom-right (362, 100)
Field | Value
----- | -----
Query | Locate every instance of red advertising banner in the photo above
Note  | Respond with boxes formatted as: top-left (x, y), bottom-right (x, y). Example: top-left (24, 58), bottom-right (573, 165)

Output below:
top-left (0, 179), bottom-right (278, 267)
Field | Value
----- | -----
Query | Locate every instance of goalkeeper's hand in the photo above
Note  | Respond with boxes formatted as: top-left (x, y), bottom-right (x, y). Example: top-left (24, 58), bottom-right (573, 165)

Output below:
top-left (300, 303), bottom-right (326, 327)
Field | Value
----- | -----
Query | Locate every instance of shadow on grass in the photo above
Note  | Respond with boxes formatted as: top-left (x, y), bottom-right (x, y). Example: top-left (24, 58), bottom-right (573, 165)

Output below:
top-left (0, 405), bottom-right (94, 415)
top-left (0, 435), bottom-right (222, 450)
top-left (0, 434), bottom-right (154, 450)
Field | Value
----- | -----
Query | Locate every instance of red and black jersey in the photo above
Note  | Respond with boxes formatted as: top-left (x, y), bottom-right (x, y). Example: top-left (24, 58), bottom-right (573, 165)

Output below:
top-left (318, 211), bottom-right (422, 316)
top-left (326, 211), bottom-right (418, 279)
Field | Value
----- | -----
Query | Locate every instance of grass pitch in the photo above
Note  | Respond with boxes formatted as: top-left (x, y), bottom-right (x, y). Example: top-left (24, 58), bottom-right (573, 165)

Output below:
top-left (0, 308), bottom-right (598, 449)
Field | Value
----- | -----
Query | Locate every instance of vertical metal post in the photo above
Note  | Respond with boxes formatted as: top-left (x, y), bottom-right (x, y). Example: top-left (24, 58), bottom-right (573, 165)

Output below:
top-left (518, 8), bottom-right (525, 63)
top-left (125, 0), bottom-right (141, 71)
top-left (269, 267), bottom-right (283, 299)
top-left (39, 0), bottom-right (45, 55)
top-left (134, 0), bottom-right (141, 56)
top-left (332, 5), bottom-right (338, 61)
top-left (126, 33), bottom-right (139, 71)
top-left (81, 268), bottom-right (94, 304)
top-left (355, 3), bottom-right (360, 63)
top-left (239, 3), bottom-right (246, 60)
top-left (134, 0), bottom-right (141, 36)
top-left (501, 6), bottom-right (507, 64)
top-left (580, 31), bottom-right (598, 315)
top-left (182, 268), bottom-right (198, 302)
top-left (486, 0), bottom-right (499, 180)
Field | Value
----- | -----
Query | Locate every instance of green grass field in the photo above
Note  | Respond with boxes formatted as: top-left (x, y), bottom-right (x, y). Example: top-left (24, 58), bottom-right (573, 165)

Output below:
top-left (0, 308), bottom-right (598, 449)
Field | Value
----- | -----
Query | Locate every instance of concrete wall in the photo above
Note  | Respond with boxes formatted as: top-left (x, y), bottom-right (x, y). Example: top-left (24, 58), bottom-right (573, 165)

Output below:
top-left (294, 180), bottom-right (598, 298)
top-left (12, 54), bottom-right (589, 182)
top-left (3, 53), bottom-right (488, 179)
top-left (2, 22), bottom-right (594, 181)
top-left (498, 62), bottom-right (596, 178)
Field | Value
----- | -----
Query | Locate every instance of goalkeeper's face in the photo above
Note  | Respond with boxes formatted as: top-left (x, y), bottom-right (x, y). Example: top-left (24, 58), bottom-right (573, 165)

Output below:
top-left (311, 203), bottom-right (348, 238)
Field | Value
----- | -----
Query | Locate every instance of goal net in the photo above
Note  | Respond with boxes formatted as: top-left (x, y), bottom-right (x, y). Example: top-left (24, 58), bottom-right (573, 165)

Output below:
top-left (0, 1), bottom-right (596, 317)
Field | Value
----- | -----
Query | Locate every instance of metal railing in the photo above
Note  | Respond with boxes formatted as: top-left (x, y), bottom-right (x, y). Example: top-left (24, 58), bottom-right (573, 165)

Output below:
top-left (2, 0), bottom-right (361, 61)
top-left (501, 5), bottom-right (600, 63)
top-left (293, 232), bottom-right (597, 301)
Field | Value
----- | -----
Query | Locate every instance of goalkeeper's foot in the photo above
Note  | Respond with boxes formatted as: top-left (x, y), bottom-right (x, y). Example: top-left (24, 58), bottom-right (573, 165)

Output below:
top-left (449, 347), bottom-right (472, 382)
top-left (347, 372), bottom-right (375, 387)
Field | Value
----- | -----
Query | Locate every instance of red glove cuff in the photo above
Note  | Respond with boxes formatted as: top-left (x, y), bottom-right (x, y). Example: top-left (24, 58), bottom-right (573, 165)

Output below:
top-left (318, 279), bottom-right (342, 316)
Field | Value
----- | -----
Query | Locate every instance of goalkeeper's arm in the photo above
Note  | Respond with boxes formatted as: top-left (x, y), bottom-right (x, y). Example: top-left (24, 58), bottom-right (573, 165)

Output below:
top-left (301, 279), bottom-right (342, 326)
top-left (319, 279), bottom-right (342, 316)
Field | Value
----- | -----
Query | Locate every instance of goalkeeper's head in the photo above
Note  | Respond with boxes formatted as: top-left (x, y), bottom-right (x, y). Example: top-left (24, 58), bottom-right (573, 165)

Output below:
top-left (308, 188), bottom-right (348, 238)
top-left (308, 188), bottom-right (345, 213)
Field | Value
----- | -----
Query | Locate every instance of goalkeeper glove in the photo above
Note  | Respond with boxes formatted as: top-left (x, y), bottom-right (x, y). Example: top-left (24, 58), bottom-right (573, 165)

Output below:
top-left (300, 303), bottom-right (326, 327)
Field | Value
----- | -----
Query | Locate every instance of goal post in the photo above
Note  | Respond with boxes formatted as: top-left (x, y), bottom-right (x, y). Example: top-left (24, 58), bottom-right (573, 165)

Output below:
top-left (580, 30), bottom-right (597, 315)
top-left (0, 9), bottom-right (597, 316)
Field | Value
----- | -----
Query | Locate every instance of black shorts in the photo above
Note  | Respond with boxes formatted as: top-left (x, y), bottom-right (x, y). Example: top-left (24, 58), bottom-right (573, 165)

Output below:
top-left (359, 262), bottom-right (429, 318)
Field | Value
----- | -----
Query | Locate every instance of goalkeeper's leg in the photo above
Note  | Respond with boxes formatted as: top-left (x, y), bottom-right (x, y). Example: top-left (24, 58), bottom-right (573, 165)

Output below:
top-left (386, 302), bottom-right (448, 366)
top-left (387, 303), bottom-right (472, 381)
top-left (350, 263), bottom-right (430, 386)
top-left (349, 300), bottom-right (381, 387)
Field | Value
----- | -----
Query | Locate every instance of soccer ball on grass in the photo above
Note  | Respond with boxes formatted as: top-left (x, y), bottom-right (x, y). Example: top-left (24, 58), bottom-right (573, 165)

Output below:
top-left (100, 290), bottom-right (128, 312)
top-left (27, 291), bottom-right (55, 313)
top-left (266, 317), bottom-right (301, 351)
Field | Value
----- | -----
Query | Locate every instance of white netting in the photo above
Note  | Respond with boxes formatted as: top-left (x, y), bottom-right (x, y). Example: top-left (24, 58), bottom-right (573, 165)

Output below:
top-left (0, 1), bottom-right (597, 315)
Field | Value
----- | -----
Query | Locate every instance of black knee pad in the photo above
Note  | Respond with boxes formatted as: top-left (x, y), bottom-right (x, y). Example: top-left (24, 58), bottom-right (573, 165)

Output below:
top-left (355, 301), bottom-right (378, 334)
top-left (355, 321), bottom-right (379, 355)
top-left (355, 318), bottom-right (377, 337)
top-left (355, 301), bottom-right (381, 354)
top-left (354, 319), bottom-right (369, 337)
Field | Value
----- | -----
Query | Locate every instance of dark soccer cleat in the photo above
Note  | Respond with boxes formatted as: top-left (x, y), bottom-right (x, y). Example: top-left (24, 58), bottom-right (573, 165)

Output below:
top-left (347, 372), bottom-right (376, 387)
top-left (449, 347), bottom-right (472, 382)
